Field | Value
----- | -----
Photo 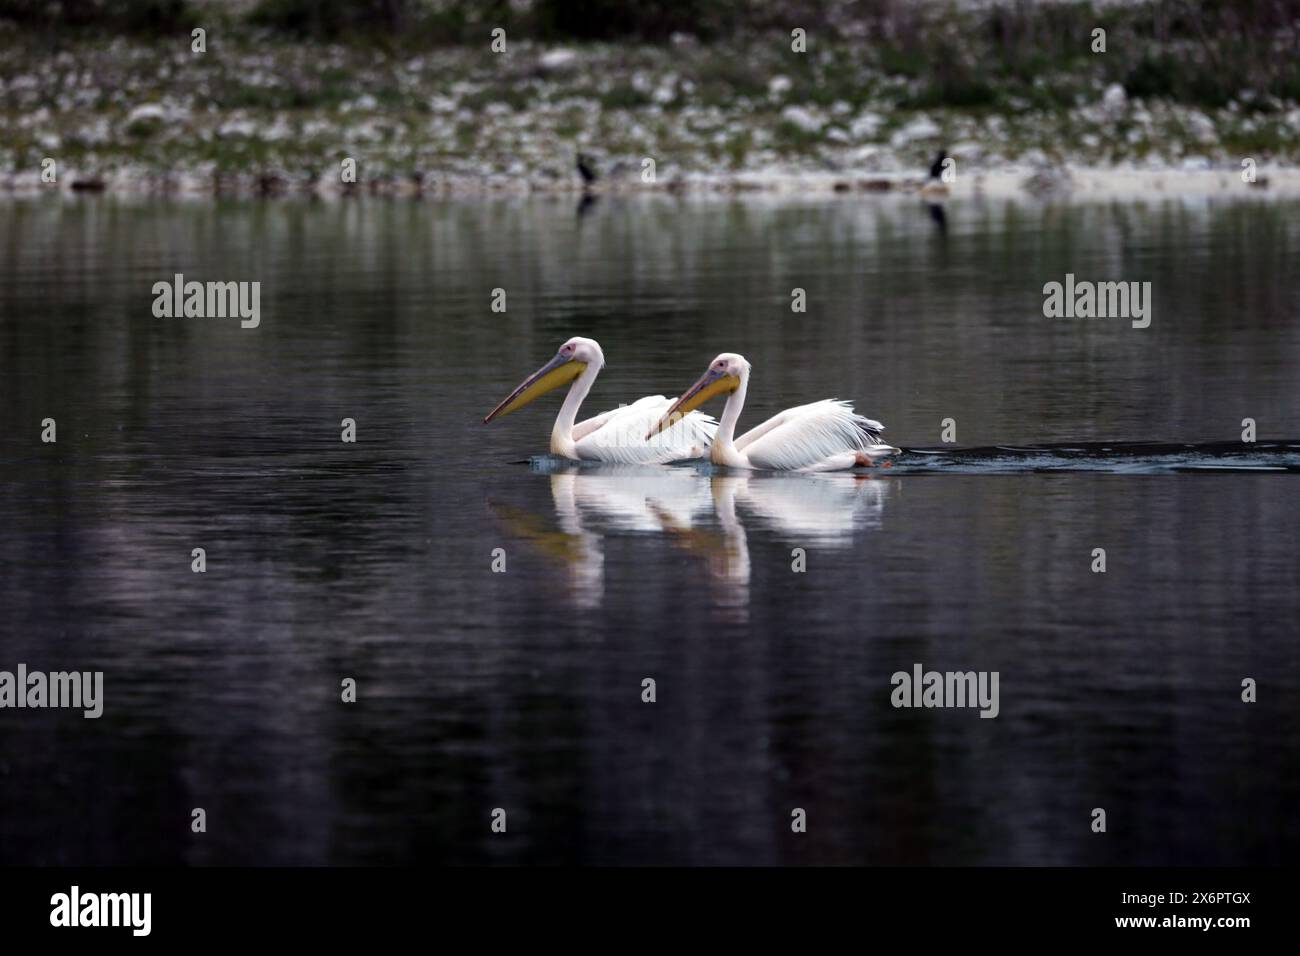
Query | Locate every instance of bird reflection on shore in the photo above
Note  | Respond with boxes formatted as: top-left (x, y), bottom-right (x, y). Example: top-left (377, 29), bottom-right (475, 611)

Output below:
top-left (487, 463), bottom-right (893, 615)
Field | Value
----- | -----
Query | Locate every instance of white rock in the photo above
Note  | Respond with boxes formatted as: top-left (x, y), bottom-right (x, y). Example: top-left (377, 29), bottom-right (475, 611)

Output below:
top-left (781, 105), bottom-right (823, 133)
top-left (263, 117), bottom-right (293, 142)
top-left (850, 111), bottom-right (883, 139)
top-left (889, 114), bottom-right (940, 148)
top-left (539, 48), bottom-right (577, 71)
top-left (218, 118), bottom-right (257, 138)
top-left (126, 103), bottom-right (165, 125)
top-left (1184, 110), bottom-right (1217, 143)
top-left (1102, 83), bottom-right (1127, 114)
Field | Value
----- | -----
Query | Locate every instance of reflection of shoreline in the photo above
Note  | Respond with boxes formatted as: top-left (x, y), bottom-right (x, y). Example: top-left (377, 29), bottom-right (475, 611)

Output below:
top-left (488, 464), bottom-right (894, 616)
top-left (8, 169), bottom-right (1295, 201)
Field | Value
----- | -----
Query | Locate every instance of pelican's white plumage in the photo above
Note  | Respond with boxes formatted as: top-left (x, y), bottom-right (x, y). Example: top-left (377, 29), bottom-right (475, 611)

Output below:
top-left (650, 353), bottom-right (898, 472)
top-left (734, 399), bottom-right (889, 471)
top-left (484, 337), bottom-right (716, 463)
top-left (568, 394), bottom-right (718, 464)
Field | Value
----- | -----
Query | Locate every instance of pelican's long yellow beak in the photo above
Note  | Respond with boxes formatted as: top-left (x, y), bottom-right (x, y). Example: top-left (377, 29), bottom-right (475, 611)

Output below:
top-left (646, 367), bottom-right (739, 439)
top-left (484, 354), bottom-right (586, 423)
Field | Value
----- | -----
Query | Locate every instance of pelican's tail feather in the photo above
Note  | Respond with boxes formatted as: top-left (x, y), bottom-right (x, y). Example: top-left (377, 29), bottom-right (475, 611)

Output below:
top-left (852, 415), bottom-right (888, 447)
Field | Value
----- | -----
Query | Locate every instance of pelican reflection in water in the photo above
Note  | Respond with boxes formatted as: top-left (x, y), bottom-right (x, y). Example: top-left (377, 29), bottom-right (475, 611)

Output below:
top-left (486, 464), bottom-right (713, 610)
top-left (487, 464), bottom-right (893, 615)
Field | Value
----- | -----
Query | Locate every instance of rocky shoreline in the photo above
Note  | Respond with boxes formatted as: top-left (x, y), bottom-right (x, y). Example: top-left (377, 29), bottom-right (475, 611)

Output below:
top-left (4, 24), bottom-right (1297, 201)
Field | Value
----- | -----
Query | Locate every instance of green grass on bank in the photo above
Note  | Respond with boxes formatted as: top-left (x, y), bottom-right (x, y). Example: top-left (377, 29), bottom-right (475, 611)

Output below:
top-left (1, 0), bottom-right (1299, 114)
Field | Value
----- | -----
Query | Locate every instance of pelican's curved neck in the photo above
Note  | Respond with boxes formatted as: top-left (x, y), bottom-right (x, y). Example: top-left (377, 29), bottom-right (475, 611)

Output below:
top-left (713, 371), bottom-right (749, 456)
top-left (551, 362), bottom-right (601, 455)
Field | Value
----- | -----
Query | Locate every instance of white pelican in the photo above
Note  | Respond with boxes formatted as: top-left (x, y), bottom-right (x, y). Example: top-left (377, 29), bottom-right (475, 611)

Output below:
top-left (648, 352), bottom-right (899, 472)
top-left (484, 336), bottom-right (716, 463)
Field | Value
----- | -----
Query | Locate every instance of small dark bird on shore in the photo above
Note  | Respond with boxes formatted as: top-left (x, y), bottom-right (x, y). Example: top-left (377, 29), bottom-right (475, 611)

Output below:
top-left (922, 148), bottom-right (950, 199)
top-left (576, 152), bottom-right (598, 187)
top-left (929, 149), bottom-right (947, 181)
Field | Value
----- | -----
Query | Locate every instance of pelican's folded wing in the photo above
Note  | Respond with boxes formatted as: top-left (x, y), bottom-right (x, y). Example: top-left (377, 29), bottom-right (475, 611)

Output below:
top-left (575, 395), bottom-right (717, 463)
top-left (740, 399), bottom-right (888, 471)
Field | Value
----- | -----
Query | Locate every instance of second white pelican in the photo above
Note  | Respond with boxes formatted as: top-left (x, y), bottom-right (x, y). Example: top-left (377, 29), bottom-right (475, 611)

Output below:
top-left (484, 337), bottom-right (717, 463)
top-left (648, 352), bottom-right (899, 472)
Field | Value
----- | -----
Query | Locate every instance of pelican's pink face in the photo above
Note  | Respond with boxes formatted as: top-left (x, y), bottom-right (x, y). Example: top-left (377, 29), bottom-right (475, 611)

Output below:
top-left (558, 337), bottom-right (604, 366)
top-left (647, 353), bottom-right (746, 438)
top-left (483, 337), bottom-right (604, 423)
top-left (705, 353), bottom-right (747, 379)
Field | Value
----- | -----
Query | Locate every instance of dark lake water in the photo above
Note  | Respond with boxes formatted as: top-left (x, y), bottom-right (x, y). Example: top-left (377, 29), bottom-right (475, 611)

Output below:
top-left (1, 194), bottom-right (1297, 865)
